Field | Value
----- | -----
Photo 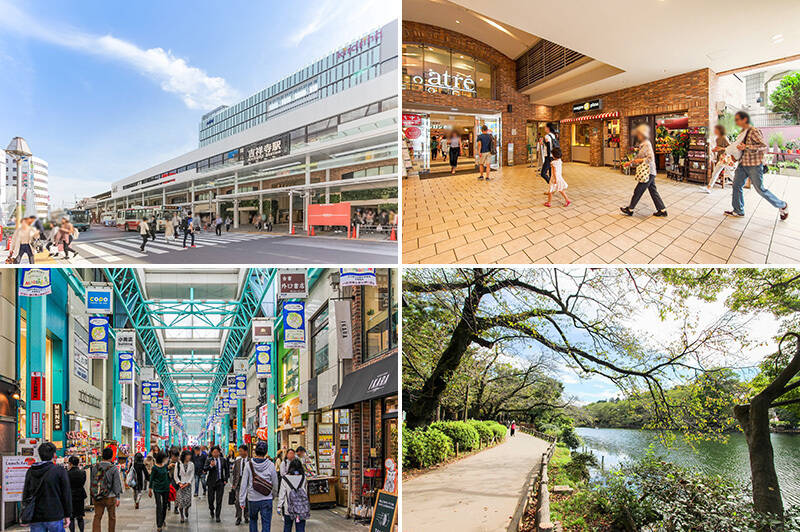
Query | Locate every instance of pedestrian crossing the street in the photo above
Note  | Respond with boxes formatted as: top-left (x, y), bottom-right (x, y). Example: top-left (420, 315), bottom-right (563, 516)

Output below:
top-left (65, 231), bottom-right (277, 264)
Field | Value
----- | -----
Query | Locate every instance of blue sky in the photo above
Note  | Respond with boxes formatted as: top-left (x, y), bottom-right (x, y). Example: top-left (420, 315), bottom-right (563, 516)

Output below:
top-left (0, 0), bottom-right (397, 207)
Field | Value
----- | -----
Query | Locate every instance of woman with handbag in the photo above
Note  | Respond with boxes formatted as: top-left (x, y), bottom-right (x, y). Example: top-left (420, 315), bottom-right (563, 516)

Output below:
top-left (620, 124), bottom-right (668, 217)
top-left (148, 452), bottom-right (170, 532)
top-left (173, 450), bottom-right (194, 523)
top-left (127, 453), bottom-right (149, 509)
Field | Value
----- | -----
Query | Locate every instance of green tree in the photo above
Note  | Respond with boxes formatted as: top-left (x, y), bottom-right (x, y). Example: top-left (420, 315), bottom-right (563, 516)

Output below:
top-left (770, 72), bottom-right (800, 122)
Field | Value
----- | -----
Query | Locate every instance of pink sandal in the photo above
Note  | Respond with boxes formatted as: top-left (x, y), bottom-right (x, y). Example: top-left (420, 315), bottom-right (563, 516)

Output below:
top-left (544, 202), bottom-right (551, 207)
top-left (565, 200), bottom-right (571, 207)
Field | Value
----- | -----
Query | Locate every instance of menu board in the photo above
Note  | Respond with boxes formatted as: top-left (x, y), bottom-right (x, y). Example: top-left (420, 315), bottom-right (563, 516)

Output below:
top-left (2, 456), bottom-right (35, 502)
top-left (369, 490), bottom-right (398, 532)
top-left (317, 423), bottom-right (334, 477)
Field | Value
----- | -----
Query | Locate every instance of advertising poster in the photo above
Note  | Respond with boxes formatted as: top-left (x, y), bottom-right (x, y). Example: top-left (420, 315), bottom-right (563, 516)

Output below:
top-left (282, 301), bottom-right (306, 349)
top-left (87, 316), bottom-right (110, 359)
top-left (19, 268), bottom-right (52, 297)
top-left (118, 352), bottom-right (134, 383)
top-left (2, 456), bottom-right (35, 502)
top-left (255, 344), bottom-right (272, 378)
top-left (277, 396), bottom-right (301, 430)
top-left (340, 268), bottom-right (377, 287)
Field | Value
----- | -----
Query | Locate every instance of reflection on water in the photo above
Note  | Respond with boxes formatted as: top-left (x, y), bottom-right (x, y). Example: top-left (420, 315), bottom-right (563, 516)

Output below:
top-left (576, 427), bottom-right (800, 507)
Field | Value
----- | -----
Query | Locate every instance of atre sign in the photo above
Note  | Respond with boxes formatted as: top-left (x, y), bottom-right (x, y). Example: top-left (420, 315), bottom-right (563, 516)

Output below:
top-left (412, 69), bottom-right (476, 94)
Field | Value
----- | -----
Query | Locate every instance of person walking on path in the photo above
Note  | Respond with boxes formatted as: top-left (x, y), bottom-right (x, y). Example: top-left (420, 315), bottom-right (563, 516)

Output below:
top-left (277, 458), bottom-right (311, 532)
top-left (225, 216), bottom-right (232, 232)
top-left (58, 217), bottom-right (78, 260)
top-left (620, 124), bottom-right (668, 217)
top-left (540, 123), bottom-right (557, 184)
top-left (703, 124), bottom-right (735, 193)
top-left (215, 214), bottom-right (223, 236)
top-left (182, 212), bottom-right (196, 248)
top-left (163, 216), bottom-right (175, 244)
top-left (127, 453), bottom-right (148, 509)
top-left (476, 125), bottom-right (494, 181)
top-left (67, 455), bottom-right (86, 532)
top-left (148, 451), bottom-right (171, 532)
top-left (724, 110), bottom-right (788, 220)
top-left (138, 217), bottom-right (150, 252)
top-left (439, 135), bottom-right (448, 161)
top-left (148, 215), bottom-right (157, 241)
top-left (231, 444), bottom-right (251, 525)
top-left (171, 213), bottom-right (180, 240)
top-left (510, 421), bottom-right (516, 437)
top-left (90, 447), bottom-right (122, 532)
top-left (22, 442), bottom-right (72, 532)
top-left (448, 131), bottom-right (461, 174)
top-left (174, 450), bottom-right (194, 523)
top-left (239, 441), bottom-right (279, 532)
top-left (544, 148), bottom-right (570, 208)
top-left (204, 445), bottom-right (229, 522)
top-left (10, 215), bottom-right (39, 264)
top-left (192, 446), bottom-right (208, 497)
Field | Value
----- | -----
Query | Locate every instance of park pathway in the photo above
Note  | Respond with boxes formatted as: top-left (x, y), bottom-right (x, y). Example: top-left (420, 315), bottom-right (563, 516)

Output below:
top-left (403, 431), bottom-right (550, 531)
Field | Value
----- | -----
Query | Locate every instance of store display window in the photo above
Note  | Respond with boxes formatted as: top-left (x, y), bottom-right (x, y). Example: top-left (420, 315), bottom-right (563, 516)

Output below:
top-left (362, 269), bottom-right (398, 360)
top-left (572, 123), bottom-right (591, 147)
top-left (310, 304), bottom-right (330, 377)
top-left (402, 43), bottom-right (493, 98)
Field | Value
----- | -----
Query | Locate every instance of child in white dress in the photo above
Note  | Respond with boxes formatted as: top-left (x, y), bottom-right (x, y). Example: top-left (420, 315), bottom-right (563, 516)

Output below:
top-left (545, 147), bottom-right (571, 207)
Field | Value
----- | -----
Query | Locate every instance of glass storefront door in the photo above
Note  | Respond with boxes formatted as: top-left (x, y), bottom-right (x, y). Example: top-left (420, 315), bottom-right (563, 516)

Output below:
top-left (475, 114), bottom-right (501, 170)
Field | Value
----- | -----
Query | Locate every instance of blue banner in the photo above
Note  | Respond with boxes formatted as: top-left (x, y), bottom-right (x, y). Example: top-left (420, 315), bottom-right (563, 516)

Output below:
top-left (19, 268), bottom-right (52, 297)
top-left (88, 316), bottom-right (110, 359)
top-left (339, 268), bottom-right (377, 287)
top-left (235, 374), bottom-right (247, 398)
top-left (86, 287), bottom-right (114, 314)
top-left (282, 302), bottom-right (306, 349)
top-left (255, 343), bottom-right (272, 378)
top-left (119, 352), bottom-right (134, 383)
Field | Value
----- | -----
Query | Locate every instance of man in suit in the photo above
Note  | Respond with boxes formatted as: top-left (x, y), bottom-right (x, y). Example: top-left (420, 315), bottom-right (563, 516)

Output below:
top-left (203, 446), bottom-right (229, 522)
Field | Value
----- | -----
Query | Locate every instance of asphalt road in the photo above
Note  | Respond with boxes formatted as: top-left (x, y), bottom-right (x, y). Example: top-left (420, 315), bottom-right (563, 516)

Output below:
top-left (42, 225), bottom-right (398, 265)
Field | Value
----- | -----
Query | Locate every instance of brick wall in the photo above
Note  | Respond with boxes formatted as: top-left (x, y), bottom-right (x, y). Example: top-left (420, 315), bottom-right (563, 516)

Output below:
top-left (403, 21), bottom-right (551, 167)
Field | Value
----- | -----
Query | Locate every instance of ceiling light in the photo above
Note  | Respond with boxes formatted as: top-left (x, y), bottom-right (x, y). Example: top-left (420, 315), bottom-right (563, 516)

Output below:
top-left (772, 34), bottom-right (784, 43)
top-left (455, 20), bottom-right (461, 24)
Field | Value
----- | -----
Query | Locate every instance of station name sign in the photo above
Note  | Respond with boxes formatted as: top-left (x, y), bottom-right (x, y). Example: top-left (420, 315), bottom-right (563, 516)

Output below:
top-left (336, 29), bottom-right (382, 61)
top-left (572, 99), bottom-right (602, 113)
top-left (243, 133), bottom-right (291, 166)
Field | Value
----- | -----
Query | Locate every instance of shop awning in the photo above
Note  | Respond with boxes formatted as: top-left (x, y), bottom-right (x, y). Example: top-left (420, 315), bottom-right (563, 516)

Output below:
top-left (561, 111), bottom-right (620, 123)
top-left (332, 353), bottom-right (398, 409)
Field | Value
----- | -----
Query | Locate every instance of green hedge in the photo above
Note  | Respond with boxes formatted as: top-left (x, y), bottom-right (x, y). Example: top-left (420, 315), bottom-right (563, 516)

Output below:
top-left (467, 420), bottom-right (494, 444)
top-left (402, 424), bottom-right (454, 469)
top-left (430, 421), bottom-right (480, 452)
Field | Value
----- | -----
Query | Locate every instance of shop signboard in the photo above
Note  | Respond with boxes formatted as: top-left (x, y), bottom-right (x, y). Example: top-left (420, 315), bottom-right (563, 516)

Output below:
top-left (340, 268), bottom-right (376, 287)
top-left (277, 396), bottom-right (301, 431)
top-left (52, 403), bottom-right (63, 432)
top-left (73, 319), bottom-right (89, 382)
top-left (369, 490), bottom-right (398, 532)
top-left (30, 372), bottom-right (44, 401)
top-left (242, 132), bottom-right (290, 166)
top-left (572, 99), bottom-right (602, 113)
top-left (255, 344), bottom-right (272, 378)
top-left (233, 358), bottom-right (248, 375)
top-left (334, 300), bottom-right (353, 360)
top-left (85, 286), bottom-right (114, 314)
top-left (282, 302), bottom-right (306, 349)
top-left (252, 318), bottom-right (274, 343)
top-left (404, 126), bottom-right (421, 140)
top-left (31, 412), bottom-right (41, 436)
top-left (141, 366), bottom-right (155, 381)
top-left (118, 352), bottom-right (134, 383)
top-left (259, 404), bottom-right (269, 428)
top-left (234, 374), bottom-right (247, 398)
top-left (115, 329), bottom-right (136, 356)
top-left (121, 403), bottom-right (135, 428)
top-left (410, 69), bottom-right (475, 94)
top-left (2, 455), bottom-right (35, 503)
top-left (402, 113), bottom-right (421, 127)
top-left (278, 269), bottom-right (308, 299)
top-left (87, 316), bottom-right (110, 359)
top-left (19, 268), bottom-right (52, 297)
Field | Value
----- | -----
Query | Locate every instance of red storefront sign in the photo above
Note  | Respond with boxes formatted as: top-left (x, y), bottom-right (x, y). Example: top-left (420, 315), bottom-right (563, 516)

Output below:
top-left (405, 126), bottom-right (422, 140)
top-left (30, 372), bottom-right (45, 401)
top-left (402, 113), bottom-right (421, 127)
top-left (308, 202), bottom-right (351, 228)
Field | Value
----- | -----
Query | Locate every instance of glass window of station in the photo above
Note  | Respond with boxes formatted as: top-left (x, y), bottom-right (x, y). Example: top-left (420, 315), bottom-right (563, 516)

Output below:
top-left (402, 43), bottom-right (492, 99)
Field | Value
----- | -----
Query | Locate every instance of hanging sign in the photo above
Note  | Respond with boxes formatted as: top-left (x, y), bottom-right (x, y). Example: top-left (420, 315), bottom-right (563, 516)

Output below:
top-left (234, 374), bottom-right (247, 398)
top-left (85, 286), bottom-right (114, 314)
top-left (334, 300), bottom-right (353, 359)
top-left (252, 318), bottom-right (274, 343)
top-left (278, 270), bottom-right (308, 299)
top-left (119, 352), bottom-right (134, 383)
top-left (87, 316), bottom-right (110, 359)
top-left (340, 268), bottom-right (377, 287)
top-left (53, 403), bottom-right (63, 432)
top-left (141, 367), bottom-right (155, 381)
top-left (282, 302), bottom-right (306, 349)
top-left (115, 329), bottom-right (136, 356)
top-left (19, 268), bottom-right (52, 297)
top-left (255, 344), bottom-right (272, 378)
top-left (259, 404), bottom-right (269, 428)
top-left (31, 412), bottom-right (41, 436)
top-left (121, 403), bottom-right (135, 428)
top-left (233, 358), bottom-right (248, 375)
top-left (30, 372), bottom-right (44, 401)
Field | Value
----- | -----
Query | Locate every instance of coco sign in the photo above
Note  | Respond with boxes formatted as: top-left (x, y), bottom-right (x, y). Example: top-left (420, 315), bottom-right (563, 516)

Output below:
top-left (411, 69), bottom-right (476, 94)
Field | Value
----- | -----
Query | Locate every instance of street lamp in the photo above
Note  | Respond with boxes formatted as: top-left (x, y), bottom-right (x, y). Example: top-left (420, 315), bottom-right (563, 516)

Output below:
top-left (6, 137), bottom-right (33, 228)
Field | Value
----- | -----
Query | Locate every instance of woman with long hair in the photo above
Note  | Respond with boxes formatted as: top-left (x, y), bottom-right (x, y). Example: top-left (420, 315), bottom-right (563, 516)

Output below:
top-left (130, 452), bottom-right (149, 509)
top-left (174, 450), bottom-right (195, 523)
top-left (448, 130), bottom-right (461, 174)
top-left (620, 124), bottom-right (668, 217)
top-left (704, 124), bottom-right (734, 193)
top-left (149, 451), bottom-right (171, 532)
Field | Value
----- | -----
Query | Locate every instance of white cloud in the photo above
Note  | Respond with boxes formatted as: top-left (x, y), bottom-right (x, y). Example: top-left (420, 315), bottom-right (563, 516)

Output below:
top-left (286, 0), bottom-right (397, 47)
top-left (0, 1), bottom-right (238, 110)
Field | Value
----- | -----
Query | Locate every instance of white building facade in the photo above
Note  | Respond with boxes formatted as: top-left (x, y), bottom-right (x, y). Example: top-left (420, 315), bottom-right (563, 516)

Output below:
top-left (1, 150), bottom-right (50, 223)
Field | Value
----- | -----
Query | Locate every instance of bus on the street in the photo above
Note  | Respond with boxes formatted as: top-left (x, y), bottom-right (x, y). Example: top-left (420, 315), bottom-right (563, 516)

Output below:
top-left (116, 206), bottom-right (183, 231)
top-left (66, 208), bottom-right (92, 231)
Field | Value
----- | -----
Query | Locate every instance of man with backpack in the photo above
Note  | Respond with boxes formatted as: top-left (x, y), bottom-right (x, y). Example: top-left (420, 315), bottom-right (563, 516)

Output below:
top-left (239, 441), bottom-right (279, 531)
top-left (541, 123), bottom-right (559, 184)
top-left (182, 211), bottom-right (196, 249)
top-left (21, 441), bottom-right (72, 532)
top-left (91, 447), bottom-right (122, 532)
top-left (277, 458), bottom-right (311, 532)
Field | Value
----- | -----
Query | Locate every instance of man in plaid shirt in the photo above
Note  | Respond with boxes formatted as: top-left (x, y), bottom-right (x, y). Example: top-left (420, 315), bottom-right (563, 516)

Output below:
top-left (725, 111), bottom-right (788, 220)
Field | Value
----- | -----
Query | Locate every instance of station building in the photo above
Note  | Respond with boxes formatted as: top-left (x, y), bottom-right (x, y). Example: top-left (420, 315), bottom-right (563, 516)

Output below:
top-left (97, 20), bottom-right (399, 233)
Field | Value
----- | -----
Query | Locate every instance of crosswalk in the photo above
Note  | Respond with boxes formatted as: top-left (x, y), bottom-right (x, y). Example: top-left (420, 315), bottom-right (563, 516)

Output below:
top-left (63, 231), bottom-right (276, 263)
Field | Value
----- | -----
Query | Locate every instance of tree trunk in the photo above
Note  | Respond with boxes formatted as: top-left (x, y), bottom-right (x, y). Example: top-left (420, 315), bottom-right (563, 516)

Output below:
top-left (734, 397), bottom-right (784, 525)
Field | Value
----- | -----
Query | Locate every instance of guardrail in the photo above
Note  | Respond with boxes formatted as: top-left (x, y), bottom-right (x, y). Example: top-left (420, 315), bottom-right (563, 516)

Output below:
top-left (507, 427), bottom-right (558, 532)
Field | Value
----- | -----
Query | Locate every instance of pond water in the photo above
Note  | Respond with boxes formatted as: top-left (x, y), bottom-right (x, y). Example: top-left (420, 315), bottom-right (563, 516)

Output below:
top-left (575, 427), bottom-right (800, 507)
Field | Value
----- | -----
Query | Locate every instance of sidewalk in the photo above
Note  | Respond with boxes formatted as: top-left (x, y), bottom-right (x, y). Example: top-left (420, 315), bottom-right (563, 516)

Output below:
top-left (403, 432), bottom-right (550, 532)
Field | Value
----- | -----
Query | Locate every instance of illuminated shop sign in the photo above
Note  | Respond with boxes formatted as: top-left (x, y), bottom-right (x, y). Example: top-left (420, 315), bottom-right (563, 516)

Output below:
top-left (572, 99), bottom-right (602, 113)
top-left (411, 69), bottom-right (476, 94)
top-left (243, 132), bottom-right (291, 165)
top-left (336, 29), bottom-right (382, 61)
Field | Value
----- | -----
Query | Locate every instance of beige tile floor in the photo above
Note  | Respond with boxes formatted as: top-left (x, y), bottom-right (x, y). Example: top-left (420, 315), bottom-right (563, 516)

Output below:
top-left (403, 163), bottom-right (800, 264)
